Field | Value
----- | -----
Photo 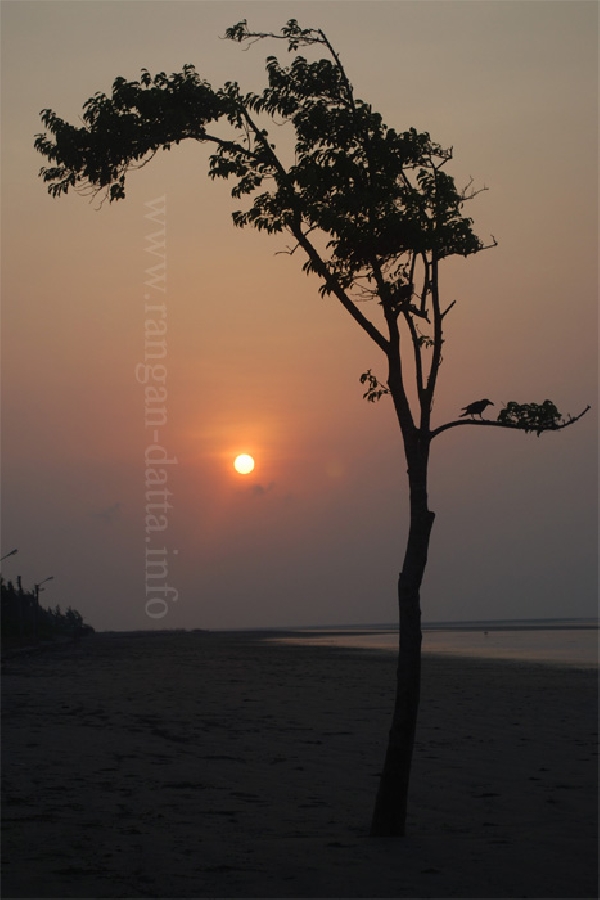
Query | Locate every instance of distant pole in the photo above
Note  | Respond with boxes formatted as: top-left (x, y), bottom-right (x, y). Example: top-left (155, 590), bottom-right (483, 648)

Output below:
top-left (33, 576), bottom-right (54, 643)
top-left (34, 575), bottom-right (54, 596)
top-left (17, 575), bottom-right (24, 639)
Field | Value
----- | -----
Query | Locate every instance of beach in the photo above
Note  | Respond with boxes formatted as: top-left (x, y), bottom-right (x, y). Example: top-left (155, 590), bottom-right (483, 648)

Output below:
top-left (2, 631), bottom-right (597, 899)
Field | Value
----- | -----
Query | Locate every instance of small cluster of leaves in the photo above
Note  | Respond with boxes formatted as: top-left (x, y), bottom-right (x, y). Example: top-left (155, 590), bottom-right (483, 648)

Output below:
top-left (281, 19), bottom-right (323, 51)
top-left (416, 329), bottom-right (434, 349)
top-left (360, 369), bottom-right (390, 402)
top-left (497, 400), bottom-right (562, 435)
top-left (225, 19), bottom-right (323, 52)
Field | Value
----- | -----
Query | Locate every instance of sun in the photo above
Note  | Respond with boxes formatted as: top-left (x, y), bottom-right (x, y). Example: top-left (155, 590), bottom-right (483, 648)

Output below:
top-left (234, 454), bottom-right (255, 475)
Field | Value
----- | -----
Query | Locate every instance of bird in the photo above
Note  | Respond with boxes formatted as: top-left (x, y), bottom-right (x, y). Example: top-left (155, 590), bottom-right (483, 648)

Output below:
top-left (460, 399), bottom-right (494, 418)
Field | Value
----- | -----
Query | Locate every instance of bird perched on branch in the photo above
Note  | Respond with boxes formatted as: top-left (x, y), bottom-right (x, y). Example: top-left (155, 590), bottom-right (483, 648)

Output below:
top-left (460, 399), bottom-right (494, 418)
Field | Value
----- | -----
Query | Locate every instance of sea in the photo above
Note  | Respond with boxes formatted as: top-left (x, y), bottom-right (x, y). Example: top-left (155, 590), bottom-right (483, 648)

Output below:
top-left (269, 618), bottom-right (599, 667)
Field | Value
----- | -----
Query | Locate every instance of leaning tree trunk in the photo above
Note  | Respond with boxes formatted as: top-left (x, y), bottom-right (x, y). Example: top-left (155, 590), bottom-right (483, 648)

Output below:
top-left (370, 459), bottom-right (435, 837)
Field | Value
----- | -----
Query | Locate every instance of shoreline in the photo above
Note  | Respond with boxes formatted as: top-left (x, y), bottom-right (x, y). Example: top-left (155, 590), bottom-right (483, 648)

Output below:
top-left (2, 630), bottom-right (597, 898)
top-left (247, 626), bottom-right (599, 670)
top-left (4, 623), bottom-right (598, 669)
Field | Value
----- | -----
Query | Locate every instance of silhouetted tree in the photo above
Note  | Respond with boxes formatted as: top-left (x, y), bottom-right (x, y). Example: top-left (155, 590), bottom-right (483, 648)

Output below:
top-left (1, 582), bottom-right (94, 644)
top-left (34, 19), bottom-right (589, 836)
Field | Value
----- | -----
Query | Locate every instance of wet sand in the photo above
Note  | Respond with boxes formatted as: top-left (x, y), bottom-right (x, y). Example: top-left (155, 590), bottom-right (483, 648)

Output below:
top-left (2, 630), bottom-right (597, 898)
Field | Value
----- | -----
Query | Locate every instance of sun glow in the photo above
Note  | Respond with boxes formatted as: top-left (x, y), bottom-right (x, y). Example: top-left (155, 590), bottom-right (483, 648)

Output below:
top-left (234, 454), bottom-right (255, 475)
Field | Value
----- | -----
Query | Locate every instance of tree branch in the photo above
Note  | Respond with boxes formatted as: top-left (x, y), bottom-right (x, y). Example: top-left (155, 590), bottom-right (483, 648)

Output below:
top-left (293, 228), bottom-right (390, 352)
top-left (403, 310), bottom-right (425, 402)
top-left (460, 176), bottom-right (489, 202)
top-left (422, 254), bottom-right (442, 429)
top-left (430, 406), bottom-right (591, 440)
top-left (386, 313), bottom-right (415, 436)
top-left (228, 102), bottom-right (389, 353)
top-left (441, 299), bottom-right (457, 319)
top-left (225, 19), bottom-right (355, 108)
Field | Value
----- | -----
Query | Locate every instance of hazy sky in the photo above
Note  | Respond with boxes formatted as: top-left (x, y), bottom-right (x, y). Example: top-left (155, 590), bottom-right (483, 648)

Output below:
top-left (1, 1), bottom-right (597, 631)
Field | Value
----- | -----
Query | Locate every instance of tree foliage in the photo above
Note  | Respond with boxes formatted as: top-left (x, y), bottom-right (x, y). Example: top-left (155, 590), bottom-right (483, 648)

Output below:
top-left (35, 65), bottom-right (224, 201)
top-left (35, 17), bottom-right (487, 421)
top-left (34, 18), bottom-right (586, 450)
top-left (497, 400), bottom-right (563, 435)
top-left (360, 369), bottom-right (390, 403)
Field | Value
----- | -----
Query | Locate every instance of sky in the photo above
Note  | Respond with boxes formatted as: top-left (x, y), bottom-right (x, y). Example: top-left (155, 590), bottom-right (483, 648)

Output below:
top-left (1, 0), bottom-right (597, 631)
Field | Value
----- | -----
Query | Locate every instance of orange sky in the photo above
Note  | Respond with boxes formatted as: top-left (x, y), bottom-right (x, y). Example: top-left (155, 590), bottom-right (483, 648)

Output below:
top-left (1, 1), bottom-right (597, 630)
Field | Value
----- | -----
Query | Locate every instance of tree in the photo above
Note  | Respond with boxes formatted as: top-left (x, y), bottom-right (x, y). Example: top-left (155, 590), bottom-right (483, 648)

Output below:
top-left (34, 19), bottom-right (589, 837)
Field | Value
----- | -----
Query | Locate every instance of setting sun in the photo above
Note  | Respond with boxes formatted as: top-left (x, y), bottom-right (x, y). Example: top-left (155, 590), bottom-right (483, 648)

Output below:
top-left (234, 454), bottom-right (255, 475)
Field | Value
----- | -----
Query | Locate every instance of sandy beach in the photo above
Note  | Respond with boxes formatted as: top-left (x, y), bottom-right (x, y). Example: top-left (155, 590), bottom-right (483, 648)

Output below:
top-left (2, 631), bottom-right (597, 899)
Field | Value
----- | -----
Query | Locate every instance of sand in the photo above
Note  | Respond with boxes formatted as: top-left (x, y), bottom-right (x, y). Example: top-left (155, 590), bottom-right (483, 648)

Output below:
top-left (1, 631), bottom-right (597, 899)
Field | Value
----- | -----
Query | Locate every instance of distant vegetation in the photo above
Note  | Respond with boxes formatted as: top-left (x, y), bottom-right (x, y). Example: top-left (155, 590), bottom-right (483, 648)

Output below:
top-left (1, 578), bottom-right (94, 648)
